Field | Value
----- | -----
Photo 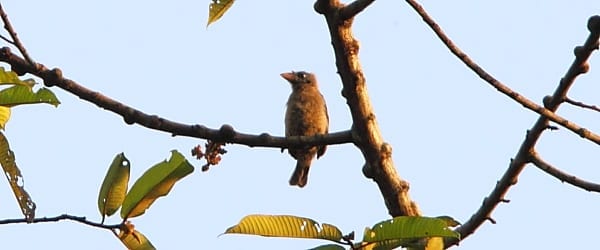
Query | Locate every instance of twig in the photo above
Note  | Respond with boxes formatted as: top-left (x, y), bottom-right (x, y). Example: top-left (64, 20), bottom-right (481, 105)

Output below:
top-left (0, 3), bottom-right (34, 66)
top-left (404, 0), bottom-right (600, 247)
top-left (564, 97), bottom-right (600, 112)
top-left (0, 214), bottom-right (122, 230)
top-left (453, 16), bottom-right (599, 248)
top-left (405, 1), bottom-right (600, 144)
top-left (0, 33), bottom-right (11, 44)
top-left (530, 151), bottom-right (600, 192)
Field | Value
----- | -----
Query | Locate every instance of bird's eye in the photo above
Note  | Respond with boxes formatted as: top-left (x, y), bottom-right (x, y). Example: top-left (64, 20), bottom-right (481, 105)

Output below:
top-left (296, 72), bottom-right (306, 79)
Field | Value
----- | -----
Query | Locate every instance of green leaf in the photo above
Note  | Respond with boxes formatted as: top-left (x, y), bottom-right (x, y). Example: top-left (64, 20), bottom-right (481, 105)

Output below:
top-left (0, 67), bottom-right (34, 87)
top-left (207, 0), bottom-right (235, 27)
top-left (424, 237), bottom-right (444, 250)
top-left (354, 239), bottom-right (405, 250)
top-left (0, 106), bottom-right (9, 129)
top-left (0, 85), bottom-right (60, 107)
top-left (119, 228), bottom-right (156, 250)
top-left (98, 153), bottom-right (130, 222)
top-left (120, 150), bottom-right (194, 219)
top-left (224, 214), bottom-right (343, 242)
top-left (0, 131), bottom-right (35, 222)
top-left (309, 244), bottom-right (346, 250)
top-left (435, 216), bottom-right (461, 227)
top-left (362, 216), bottom-right (459, 245)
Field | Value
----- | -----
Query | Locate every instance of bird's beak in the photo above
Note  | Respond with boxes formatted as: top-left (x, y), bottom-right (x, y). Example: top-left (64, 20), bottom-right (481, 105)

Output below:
top-left (280, 72), bottom-right (295, 82)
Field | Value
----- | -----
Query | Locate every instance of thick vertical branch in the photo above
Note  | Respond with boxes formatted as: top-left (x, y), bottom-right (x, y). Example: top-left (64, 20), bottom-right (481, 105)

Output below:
top-left (314, 0), bottom-right (420, 217)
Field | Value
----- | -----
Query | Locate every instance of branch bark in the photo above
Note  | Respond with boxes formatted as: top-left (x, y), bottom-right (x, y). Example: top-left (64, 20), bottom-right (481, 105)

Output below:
top-left (315, 0), bottom-right (421, 217)
top-left (0, 214), bottom-right (121, 230)
top-left (530, 151), bottom-right (600, 192)
top-left (403, 1), bottom-right (600, 247)
top-left (446, 15), bottom-right (600, 247)
top-left (0, 47), bottom-right (353, 150)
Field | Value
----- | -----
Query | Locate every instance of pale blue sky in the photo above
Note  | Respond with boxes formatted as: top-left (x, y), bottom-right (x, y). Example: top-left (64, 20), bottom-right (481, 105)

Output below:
top-left (0, 1), bottom-right (599, 249)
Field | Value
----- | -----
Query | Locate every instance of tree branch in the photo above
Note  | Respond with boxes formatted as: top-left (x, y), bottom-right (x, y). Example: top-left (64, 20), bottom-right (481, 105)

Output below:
top-left (530, 151), bottom-right (600, 192)
top-left (564, 96), bottom-right (600, 113)
top-left (435, 14), bottom-right (599, 248)
top-left (315, 0), bottom-right (421, 217)
top-left (0, 214), bottom-right (122, 230)
top-left (0, 47), bottom-right (353, 150)
top-left (403, 0), bottom-right (600, 247)
top-left (0, 3), bottom-right (34, 65)
top-left (405, 1), bottom-right (600, 145)
top-left (340, 0), bottom-right (375, 20)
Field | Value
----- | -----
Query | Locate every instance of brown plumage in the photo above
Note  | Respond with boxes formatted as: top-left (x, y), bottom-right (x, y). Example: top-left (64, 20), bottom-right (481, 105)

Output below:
top-left (281, 71), bottom-right (329, 187)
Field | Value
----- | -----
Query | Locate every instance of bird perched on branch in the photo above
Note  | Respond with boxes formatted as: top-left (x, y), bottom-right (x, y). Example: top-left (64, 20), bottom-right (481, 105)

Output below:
top-left (281, 71), bottom-right (329, 187)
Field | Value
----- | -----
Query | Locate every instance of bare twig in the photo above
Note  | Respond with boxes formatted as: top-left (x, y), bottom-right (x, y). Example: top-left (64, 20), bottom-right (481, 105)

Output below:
top-left (530, 151), bottom-right (600, 192)
top-left (564, 97), bottom-right (600, 112)
top-left (0, 3), bottom-right (34, 65)
top-left (405, 1), bottom-right (600, 145)
top-left (0, 33), bottom-right (11, 44)
top-left (0, 214), bottom-right (122, 230)
top-left (404, 0), bottom-right (600, 247)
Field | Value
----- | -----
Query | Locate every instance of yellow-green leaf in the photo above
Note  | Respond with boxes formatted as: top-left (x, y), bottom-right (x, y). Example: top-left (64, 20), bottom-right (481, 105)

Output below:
top-left (362, 216), bottom-right (459, 244)
top-left (0, 132), bottom-right (35, 222)
top-left (0, 85), bottom-right (60, 107)
top-left (224, 214), bottom-right (343, 242)
top-left (0, 67), bottom-right (34, 87)
top-left (424, 237), bottom-right (444, 250)
top-left (98, 153), bottom-right (130, 222)
top-left (354, 239), bottom-right (405, 250)
top-left (309, 244), bottom-right (346, 250)
top-left (435, 216), bottom-right (461, 227)
top-left (119, 229), bottom-right (156, 250)
top-left (207, 0), bottom-right (235, 27)
top-left (0, 106), bottom-right (10, 129)
top-left (120, 150), bottom-right (194, 219)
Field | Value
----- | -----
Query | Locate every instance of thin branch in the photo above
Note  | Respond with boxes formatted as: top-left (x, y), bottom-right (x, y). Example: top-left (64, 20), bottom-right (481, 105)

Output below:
top-left (0, 33), bottom-right (11, 44)
top-left (0, 47), bottom-right (353, 149)
top-left (0, 214), bottom-right (122, 230)
top-left (405, 1), bottom-right (600, 145)
top-left (0, 3), bottom-right (34, 65)
top-left (530, 151), bottom-right (600, 192)
top-left (404, 0), bottom-right (600, 247)
top-left (564, 97), bottom-right (600, 113)
top-left (340, 0), bottom-right (375, 20)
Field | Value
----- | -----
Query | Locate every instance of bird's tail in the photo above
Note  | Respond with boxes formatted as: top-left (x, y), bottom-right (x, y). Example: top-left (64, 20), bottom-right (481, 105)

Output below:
top-left (289, 157), bottom-right (312, 188)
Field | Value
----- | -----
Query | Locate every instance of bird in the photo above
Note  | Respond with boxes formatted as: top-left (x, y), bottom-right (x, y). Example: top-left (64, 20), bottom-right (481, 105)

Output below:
top-left (281, 71), bottom-right (329, 187)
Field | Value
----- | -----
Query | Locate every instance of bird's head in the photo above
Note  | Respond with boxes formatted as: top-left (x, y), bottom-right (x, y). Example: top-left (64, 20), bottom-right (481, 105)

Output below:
top-left (280, 71), bottom-right (317, 89)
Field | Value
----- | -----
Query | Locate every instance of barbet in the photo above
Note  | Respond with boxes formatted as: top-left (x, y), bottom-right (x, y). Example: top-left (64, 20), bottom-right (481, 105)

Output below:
top-left (281, 71), bottom-right (329, 187)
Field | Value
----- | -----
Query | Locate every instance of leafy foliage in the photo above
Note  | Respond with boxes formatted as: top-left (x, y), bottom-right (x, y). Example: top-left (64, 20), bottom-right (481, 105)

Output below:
top-left (359, 216), bottom-right (460, 250)
top-left (97, 153), bottom-right (130, 222)
top-left (120, 150), bottom-right (194, 219)
top-left (207, 0), bottom-right (235, 27)
top-left (0, 106), bottom-right (9, 129)
top-left (0, 131), bottom-right (35, 222)
top-left (0, 68), bottom-right (59, 128)
top-left (309, 244), bottom-right (346, 250)
top-left (119, 222), bottom-right (156, 250)
top-left (362, 216), bottom-right (459, 243)
top-left (0, 67), bottom-right (34, 87)
top-left (225, 215), bottom-right (460, 250)
top-left (0, 68), bottom-right (60, 107)
top-left (225, 214), bottom-right (344, 242)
